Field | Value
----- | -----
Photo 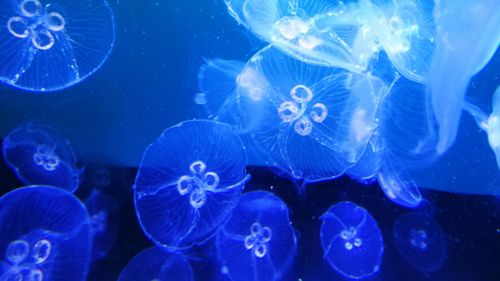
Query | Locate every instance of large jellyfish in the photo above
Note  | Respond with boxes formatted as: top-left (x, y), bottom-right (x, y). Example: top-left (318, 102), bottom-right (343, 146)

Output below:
top-left (216, 191), bottom-right (297, 281)
top-left (0, 0), bottom-right (115, 92)
top-left (463, 86), bottom-right (500, 169)
top-left (0, 185), bottom-right (92, 281)
top-left (320, 201), bottom-right (384, 279)
top-left (2, 123), bottom-right (80, 192)
top-left (199, 46), bottom-right (380, 182)
top-left (118, 247), bottom-right (194, 281)
top-left (426, 0), bottom-right (500, 154)
top-left (84, 189), bottom-right (119, 261)
top-left (134, 120), bottom-right (249, 249)
top-left (392, 212), bottom-right (447, 272)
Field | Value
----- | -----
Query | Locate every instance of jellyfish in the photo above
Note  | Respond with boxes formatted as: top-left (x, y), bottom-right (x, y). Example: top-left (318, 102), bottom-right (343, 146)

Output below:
top-left (393, 212), bottom-right (447, 272)
top-left (134, 119), bottom-right (249, 249)
top-left (216, 191), bottom-right (297, 281)
top-left (426, 0), bottom-right (500, 154)
top-left (0, 0), bottom-right (115, 92)
top-left (118, 246), bottom-right (194, 281)
top-left (226, 46), bottom-right (380, 181)
top-left (2, 123), bottom-right (80, 192)
top-left (320, 201), bottom-right (384, 279)
top-left (224, 0), bottom-right (368, 72)
top-left (84, 189), bottom-right (119, 261)
top-left (0, 185), bottom-right (92, 281)
top-left (463, 86), bottom-right (500, 169)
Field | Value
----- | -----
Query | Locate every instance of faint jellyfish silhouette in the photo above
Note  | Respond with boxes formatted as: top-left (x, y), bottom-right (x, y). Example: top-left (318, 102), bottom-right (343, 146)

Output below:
top-left (0, 185), bottom-right (92, 281)
top-left (463, 86), bottom-right (500, 169)
top-left (0, 0), bottom-right (115, 92)
top-left (426, 0), bottom-right (500, 154)
top-left (216, 191), bottom-right (297, 281)
top-left (393, 212), bottom-right (447, 272)
top-left (2, 123), bottom-right (80, 192)
top-left (118, 246), bottom-right (194, 281)
top-left (84, 189), bottom-right (120, 261)
top-left (320, 201), bottom-right (384, 279)
top-left (134, 120), bottom-right (249, 249)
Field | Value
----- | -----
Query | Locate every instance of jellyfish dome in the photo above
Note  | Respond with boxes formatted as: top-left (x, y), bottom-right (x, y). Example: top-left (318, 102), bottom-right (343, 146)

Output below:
top-left (84, 189), bottom-right (120, 261)
top-left (229, 46), bottom-right (380, 181)
top-left (118, 246), bottom-right (194, 281)
top-left (393, 212), bottom-right (447, 272)
top-left (2, 123), bottom-right (80, 192)
top-left (216, 191), bottom-right (297, 281)
top-left (134, 119), bottom-right (248, 249)
top-left (0, 0), bottom-right (115, 92)
top-left (320, 201), bottom-right (384, 279)
top-left (0, 185), bottom-right (92, 281)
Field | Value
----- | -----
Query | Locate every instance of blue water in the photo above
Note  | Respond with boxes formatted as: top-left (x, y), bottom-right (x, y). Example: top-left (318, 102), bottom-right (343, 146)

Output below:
top-left (0, 0), bottom-right (499, 280)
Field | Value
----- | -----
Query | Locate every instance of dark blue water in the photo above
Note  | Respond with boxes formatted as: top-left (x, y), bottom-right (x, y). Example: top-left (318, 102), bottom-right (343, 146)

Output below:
top-left (1, 0), bottom-right (499, 280)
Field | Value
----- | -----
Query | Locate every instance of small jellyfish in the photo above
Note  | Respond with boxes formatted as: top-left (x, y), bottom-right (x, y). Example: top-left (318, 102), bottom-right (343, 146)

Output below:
top-left (232, 46), bottom-right (380, 181)
top-left (426, 0), bottom-right (500, 154)
top-left (118, 246), bottom-right (193, 281)
top-left (463, 86), bottom-right (500, 169)
top-left (320, 201), bottom-right (384, 279)
top-left (84, 189), bottom-right (120, 261)
top-left (0, 185), bottom-right (92, 281)
top-left (0, 0), bottom-right (115, 92)
top-left (392, 212), bottom-right (447, 272)
top-left (134, 120), bottom-right (249, 249)
top-left (2, 123), bottom-right (80, 192)
top-left (224, 0), bottom-right (367, 72)
top-left (216, 191), bottom-right (297, 281)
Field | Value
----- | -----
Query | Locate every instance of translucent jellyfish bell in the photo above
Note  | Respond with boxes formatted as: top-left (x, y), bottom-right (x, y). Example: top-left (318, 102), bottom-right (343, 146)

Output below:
top-left (0, 185), bottom-right (92, 281)
top-left (134, 120), bottom-right (249, 249)
top-left (426, 0), bottom-right (500, 154)
top-left (216, 191), bottom-right (297, 281)
top-left (224, 0), bottom-right (367, 72)
top-left (0, 0), bottom-right (115, 92)
top-left (2, 123), bottom-right (80, 192)
top-left (393, 212), bottom-right (447, 272)
top-left (320, 201), bottom-right (384, 279)
top-left (235, 46), bottom-right (380, 181)
top-left (84, 189), bottom-right (120, 261)
top-left (118, 247), bottom-right (194, 281)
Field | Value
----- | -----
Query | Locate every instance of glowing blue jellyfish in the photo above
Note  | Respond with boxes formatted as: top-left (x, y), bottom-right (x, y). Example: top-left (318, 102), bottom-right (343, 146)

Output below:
top-left (228, 46), bottom-right (380, 181)
top-left (426, 0), bottom-right (500, 154)
top-left (118, 247), bottom-right (193, 281)
top-left (320, 201), bottom-right (384, 279)
top-left (84, 189), bottom-right (119, 261)
top-left (216, 191), bottom-right (297, 281)
top-left (134, 120), bottom-right (248, 249)
top-left (0, 0), bottom-right (115, 92)
top-left (393, 212), bottom-right (447, 272)
top-left (463, 86), bottom-right (500, 169)
top-left (224, 0), bottom-right (366, 72)
top-left (0, 185), bottom-right (92, 281)
top-left (2, 123), bottom-right (80, 192)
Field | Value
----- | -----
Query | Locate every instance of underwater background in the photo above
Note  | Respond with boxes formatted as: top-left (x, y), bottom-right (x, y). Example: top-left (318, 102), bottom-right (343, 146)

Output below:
top-left (0, 0), bottom-right (499, 280)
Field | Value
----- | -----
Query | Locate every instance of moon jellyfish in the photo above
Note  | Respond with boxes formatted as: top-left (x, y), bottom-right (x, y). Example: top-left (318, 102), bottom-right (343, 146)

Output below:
top-left (393, 212), bottom-right (447, 272)
top-left (134, 120), bottom-right (248, 249)
top-left (224, 0), bottom-right (367, 72)
top-left (426, 0), bottom-right (500, 154)
top-left (463, 86), bottom-right (500, 169)
top-left (231, 46), bottom-right (379, 181)
top-left (84, 189), bottom-right (119, 261)
top-left (320, 201), bottom-right (384, 279)
top-left (0, 0), bottom-right (115, 92)
top-left (2, 123), bottom-right (80, 192)
top-left (216, 191), bottom-right (297, 281)
top-left (0, 185), bottom-right (92, 281)
top-left (118, 246), bottom-right (193, 281)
